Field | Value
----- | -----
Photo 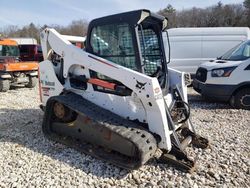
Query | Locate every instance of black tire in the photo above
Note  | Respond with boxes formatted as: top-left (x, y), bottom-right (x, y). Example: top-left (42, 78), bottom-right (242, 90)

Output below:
top-left (0, 79), bottom-right (10, 92)
top-left (201, 94), bottom-right (213, 102)
top-left (26, 77), bottom-right (37, 88)
top-left (233, 88), bottom-right (250, 110)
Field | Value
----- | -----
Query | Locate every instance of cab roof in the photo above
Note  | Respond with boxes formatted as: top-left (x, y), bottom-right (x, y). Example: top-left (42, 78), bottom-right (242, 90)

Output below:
top-left (88, 9), bottom-right (168, 31)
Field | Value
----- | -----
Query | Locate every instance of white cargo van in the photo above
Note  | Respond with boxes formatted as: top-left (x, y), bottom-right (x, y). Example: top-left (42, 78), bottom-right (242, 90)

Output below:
top-left (193, 40), bottom-right (250, 110)
top-left (164, 27), bottom-right (250, 77)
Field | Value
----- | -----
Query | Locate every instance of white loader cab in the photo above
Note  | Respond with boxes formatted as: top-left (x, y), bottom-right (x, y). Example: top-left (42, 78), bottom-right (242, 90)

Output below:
top-left (193, 40), bottom-right (250, 110)
top-left (164, 27), bottom-right (250, 77)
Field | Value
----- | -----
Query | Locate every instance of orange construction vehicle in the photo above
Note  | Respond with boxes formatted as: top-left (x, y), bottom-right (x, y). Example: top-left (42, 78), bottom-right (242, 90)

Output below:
top-left (0, 38), bottom-right (38, 92)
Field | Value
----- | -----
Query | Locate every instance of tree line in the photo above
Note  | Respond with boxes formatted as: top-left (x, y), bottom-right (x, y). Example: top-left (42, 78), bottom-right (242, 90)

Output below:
top-left (0, 1), bottom-right (250, 41)
top-left (0, 20), bottom-right (88, 42)
top-left (158, 1), bottom-right (250, 28)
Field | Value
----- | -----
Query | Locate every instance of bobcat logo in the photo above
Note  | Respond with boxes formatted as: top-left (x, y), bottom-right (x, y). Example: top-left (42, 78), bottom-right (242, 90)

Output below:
top-left (136, 80), bottom-right (147, 90)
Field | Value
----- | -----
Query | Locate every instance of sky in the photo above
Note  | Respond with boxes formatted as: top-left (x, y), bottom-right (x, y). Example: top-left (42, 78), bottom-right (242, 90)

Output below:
top-left (0, 0), bottom-right (244, 27)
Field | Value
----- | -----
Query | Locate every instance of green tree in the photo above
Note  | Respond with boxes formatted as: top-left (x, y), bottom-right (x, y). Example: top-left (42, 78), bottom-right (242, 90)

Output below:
top-left (159, 1), bottom-right (247, 28)
top-left (244, 0), bottom-right (250, 8)
top-left (158, 4), bottom-right (177, 27)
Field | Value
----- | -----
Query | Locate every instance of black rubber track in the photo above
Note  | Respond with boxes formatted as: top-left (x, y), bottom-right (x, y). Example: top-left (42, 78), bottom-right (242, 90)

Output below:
top-left (42, 93), bottom-right (157, 170)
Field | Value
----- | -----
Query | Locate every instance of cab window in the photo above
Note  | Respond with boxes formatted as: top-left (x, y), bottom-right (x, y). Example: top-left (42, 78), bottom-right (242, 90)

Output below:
top-left (138, 27), bottom-right (163, 76)
top-left (90, 23), bottom-right (137, 71)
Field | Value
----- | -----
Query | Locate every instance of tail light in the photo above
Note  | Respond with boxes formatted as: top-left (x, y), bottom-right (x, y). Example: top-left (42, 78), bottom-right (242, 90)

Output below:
top-left (34, 45), bottom-right (38, 55)
top-left (34, 45), bottom-right (39, 61)
top-left (75, 42), bottom-right (82, 49)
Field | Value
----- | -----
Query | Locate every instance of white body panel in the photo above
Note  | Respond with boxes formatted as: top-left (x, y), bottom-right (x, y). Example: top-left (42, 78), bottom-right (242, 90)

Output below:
top-left (39, 60), bottom-right (64, 103)
top-left (164, 27), bottom-right (250, 75)
top-left (39, 29), bottom-right (189, 151)
top-left (168, 68), bottom-right (188, 102)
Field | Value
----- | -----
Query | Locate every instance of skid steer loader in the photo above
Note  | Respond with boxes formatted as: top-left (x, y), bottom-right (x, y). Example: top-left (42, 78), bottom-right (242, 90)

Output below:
top-left (39, 10), bottom-right (209, 171)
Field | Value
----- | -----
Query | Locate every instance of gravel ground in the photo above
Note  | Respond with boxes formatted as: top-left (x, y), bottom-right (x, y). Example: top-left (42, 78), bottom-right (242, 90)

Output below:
top-left (0, 86), bottom-right (249, 188)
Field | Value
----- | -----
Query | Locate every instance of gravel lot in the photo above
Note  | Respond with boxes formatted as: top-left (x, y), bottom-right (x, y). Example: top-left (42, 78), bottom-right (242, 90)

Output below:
top-left (0, 86), bottom-right (249, 188)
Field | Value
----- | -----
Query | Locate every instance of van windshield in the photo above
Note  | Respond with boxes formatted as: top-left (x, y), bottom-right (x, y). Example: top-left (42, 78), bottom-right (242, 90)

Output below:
top-left (220, 40), bottom-right (250, 61)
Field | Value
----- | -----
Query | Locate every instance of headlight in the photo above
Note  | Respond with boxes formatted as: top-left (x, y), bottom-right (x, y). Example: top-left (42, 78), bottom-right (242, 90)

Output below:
top-left (211, 66), bottom-right (237, 77)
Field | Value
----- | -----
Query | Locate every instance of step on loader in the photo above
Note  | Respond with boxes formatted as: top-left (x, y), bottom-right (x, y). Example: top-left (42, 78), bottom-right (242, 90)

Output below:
top-left (39, 10), bottom-right (209, 172)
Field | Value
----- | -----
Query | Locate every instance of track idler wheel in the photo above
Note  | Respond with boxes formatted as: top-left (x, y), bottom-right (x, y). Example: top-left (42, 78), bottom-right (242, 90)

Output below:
top-left (53, 102), bottom-right (77, 123)
top-left (181, 127), bottom-right (209, 149)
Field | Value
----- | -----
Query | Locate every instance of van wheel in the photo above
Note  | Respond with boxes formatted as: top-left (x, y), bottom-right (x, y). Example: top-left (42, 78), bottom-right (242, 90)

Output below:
top-left (233, 88), bottom-right (250, 110)
top-left (0, 79), bottom-right (10, 92)
top-left (26, 77), bottom-right (37, 88)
